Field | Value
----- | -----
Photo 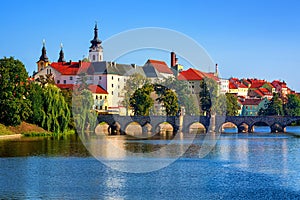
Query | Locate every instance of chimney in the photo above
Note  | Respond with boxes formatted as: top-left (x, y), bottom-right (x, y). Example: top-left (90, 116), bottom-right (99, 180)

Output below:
top-left (131, 64), bottom-right (136, 69)
top-left (215, 63), bottom-right (219, 77)
top-left (171, 52), bottom-right (176, 67)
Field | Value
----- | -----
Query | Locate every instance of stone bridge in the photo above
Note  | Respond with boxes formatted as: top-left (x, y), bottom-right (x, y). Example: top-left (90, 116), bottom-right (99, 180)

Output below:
top-left (97, 115), bottom-right (300, 135)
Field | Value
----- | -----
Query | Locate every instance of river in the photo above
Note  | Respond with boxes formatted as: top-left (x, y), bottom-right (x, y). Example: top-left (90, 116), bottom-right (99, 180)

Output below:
top-left (0, 127), bottom-right (300, 199)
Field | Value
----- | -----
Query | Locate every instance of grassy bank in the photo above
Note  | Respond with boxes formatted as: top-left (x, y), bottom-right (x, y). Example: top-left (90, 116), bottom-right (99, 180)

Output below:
top-left (0, 122), bottom-right (75, 137)
top-left (0, 123), bottom-right (15, 135)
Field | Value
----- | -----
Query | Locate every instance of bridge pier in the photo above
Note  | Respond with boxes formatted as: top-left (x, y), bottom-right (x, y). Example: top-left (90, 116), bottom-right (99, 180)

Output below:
top-left (238, 123), bottom-right (249, 133)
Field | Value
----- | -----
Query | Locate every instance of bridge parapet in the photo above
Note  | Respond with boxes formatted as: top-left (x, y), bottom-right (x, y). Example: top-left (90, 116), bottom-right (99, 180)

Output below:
top-left (97, 115), bottom-right (300, 134)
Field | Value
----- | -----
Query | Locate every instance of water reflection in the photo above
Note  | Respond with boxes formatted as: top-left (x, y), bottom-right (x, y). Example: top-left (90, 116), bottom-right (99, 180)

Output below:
top-left (1, 132), bottom-right (300, 199)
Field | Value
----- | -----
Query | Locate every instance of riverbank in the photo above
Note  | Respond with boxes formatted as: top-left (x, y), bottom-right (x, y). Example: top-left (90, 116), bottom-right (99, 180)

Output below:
top-left (0, 122), bottom-right (50, 139)
top-left (0, 134), bottom-right (22, 140)
top-left (0, 122), bottom-right (76, 140)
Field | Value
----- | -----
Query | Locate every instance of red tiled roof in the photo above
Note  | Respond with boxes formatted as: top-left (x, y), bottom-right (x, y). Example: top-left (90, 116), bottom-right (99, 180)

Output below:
top-left (238, 83), bottom-right (248, 88)
top-left (250, 81), bottom-right (266, 89)
top-left (88, 85), bottom-right (108, 94)
top-left (56, 84), bottom-right (108, 94)
top-left (50, 62), bottom-right (90, 75)
top-left (241, 98), bottom-right (262, 106)
top-left (253, 89), bottom-right (264, 97)
top-left (242, 79), bottom-right (251, 86)
top-left (178, 68), bottom-right (219, 81)
top-left (56, 84), bottom-right (77, 90)
top-left (258, 88), bottom-right (271, 95)
top-left (146, 59), bottom-right (173, 74)
top-left (272, 80), bottom-right (287, 88)
top-left (229, 82), bottom-right (238, 89)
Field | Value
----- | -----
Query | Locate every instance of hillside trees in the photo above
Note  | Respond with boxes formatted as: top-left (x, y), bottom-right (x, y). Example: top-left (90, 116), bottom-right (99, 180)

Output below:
top-left (0, 57), bottom-right (31, 126)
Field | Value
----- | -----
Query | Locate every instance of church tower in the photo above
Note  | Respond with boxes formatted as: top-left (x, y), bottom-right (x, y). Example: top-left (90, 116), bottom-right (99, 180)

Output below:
top-left (58, 43), bottom-right (66, 62)
top-left (89, 23), bottom-right (103, 62)
top-left (37, 40), bottom-right (50, 72)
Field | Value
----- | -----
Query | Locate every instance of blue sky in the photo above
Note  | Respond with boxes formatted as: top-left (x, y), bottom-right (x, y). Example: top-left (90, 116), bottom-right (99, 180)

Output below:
top-left (1, 0), bottom-right (300, 90)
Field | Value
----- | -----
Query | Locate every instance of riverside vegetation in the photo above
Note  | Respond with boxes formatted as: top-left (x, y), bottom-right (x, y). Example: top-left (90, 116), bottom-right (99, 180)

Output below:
top-left (0, 57), bottom-right (75, 136)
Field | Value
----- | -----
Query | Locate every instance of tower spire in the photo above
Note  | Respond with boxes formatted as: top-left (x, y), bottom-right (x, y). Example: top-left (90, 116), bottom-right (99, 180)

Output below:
top-left (90, 22), bottom-right (102, 48)
top-left (39, 40), bottom-right (49, 62)
top-left (58, 43), bottom-right (66, 62)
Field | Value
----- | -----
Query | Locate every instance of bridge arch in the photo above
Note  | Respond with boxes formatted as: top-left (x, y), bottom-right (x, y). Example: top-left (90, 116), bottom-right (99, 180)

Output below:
top-left (188, 122), bottom-right (206, 134)
top-left (270, 122), bottom-right (285, 133)
top-left (124, 122), bottom-right (143, 136)
top-left (155, 122), bottom-right (174, 136)
top-left (250, 121), bottom-right (270, 133)
top-left (219, 122), bottom-right (238, 133)
top-left (95, 122), bottom-right (110, 135)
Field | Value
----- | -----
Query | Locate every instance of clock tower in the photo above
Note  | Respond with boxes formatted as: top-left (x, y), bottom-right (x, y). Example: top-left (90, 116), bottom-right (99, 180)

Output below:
top-left (89, 23), bottom-right (103, 62)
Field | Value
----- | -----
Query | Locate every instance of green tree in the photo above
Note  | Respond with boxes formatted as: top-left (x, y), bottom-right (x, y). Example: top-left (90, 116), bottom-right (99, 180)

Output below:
top-left (73, 89), bottom-right (97, 133)
top-left (123, 73), bottom-right (150, 115)
top-left (226, 93), bottom-right (240, 116)
top-left (260, 93), bottom-right (284, 116)
top-left (285, 94), bottom-right (300, 116)
top-left (42, 84), bottom-right (71, 133)
top-left (61, 88), bottom-right (75, 129)
top-left (199, 78), bottom-right (218, 116)
top-left (76, 72), bottom-right (89, 91)
top-left (130, 84), bottom-right (154, 116)
top-left (0, 57), bottom-right (31, 126)
top-left (26, 82), bottom-right (44, 125)
top-left (212, 94), bottom-right (227, 116)
top-left (156, 87), bottom-right (179, 116)
top-left (161, 77), bottom-right (199, 115)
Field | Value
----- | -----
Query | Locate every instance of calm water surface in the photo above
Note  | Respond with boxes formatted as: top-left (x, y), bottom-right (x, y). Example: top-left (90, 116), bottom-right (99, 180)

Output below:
top-left (1, 128), bottom-right (300, 199)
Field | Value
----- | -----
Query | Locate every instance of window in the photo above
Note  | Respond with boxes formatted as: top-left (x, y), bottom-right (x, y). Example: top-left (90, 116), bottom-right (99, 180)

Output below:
top-left (49, 69), bottom-right (52, 74)
top-left (100, 106), bottom-right (103, 110)
top-left (99, 76), bottom-right (101, 80)
top-left (118, 85), bottom-right (120, 89)
top-left (96, 95), bottom-right (98, 99)
top-left (100, 95), bottom-right (102, 99)
top-left (105, 106), bottom-right (107, 110)
top-left (118, 78), bottom-right (120, 81)
top-left (95, 106), bottom-right (98, 109)
top-left (112, 91), bottom-right (113, 95)
top-left (63, 80), bottom-right (66, 84)
top-left (93, 55), bottom-right (95, 61)
top-left (57, 80), bottom-right (60, 84)
top-left (69, 76), bottom-right (73, 80)
top-left (112, 84), bottom-right (114, 88)
top-left (112, 76), bottom-right (113, 80)
top-left (105, 96), bottom-right (107, 99)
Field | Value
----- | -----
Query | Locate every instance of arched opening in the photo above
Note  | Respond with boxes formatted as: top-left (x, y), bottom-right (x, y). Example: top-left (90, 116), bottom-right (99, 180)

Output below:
top-left (285, 120), bottom-right (300, 134)
top-left (155, 122), bottom-right (174, 136)
top-left (189, 122), bottom-right (206, 134)
top-left (125, 122), bottom-right (142, 136)
top-left (250, 122), bottom-right (270, 133)
top-left (220, 122), bottom-right (237, 133)
top-left (95, 122), bottom-right (109, 135)
top-left (270, 123), bottom-right (285, 133)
